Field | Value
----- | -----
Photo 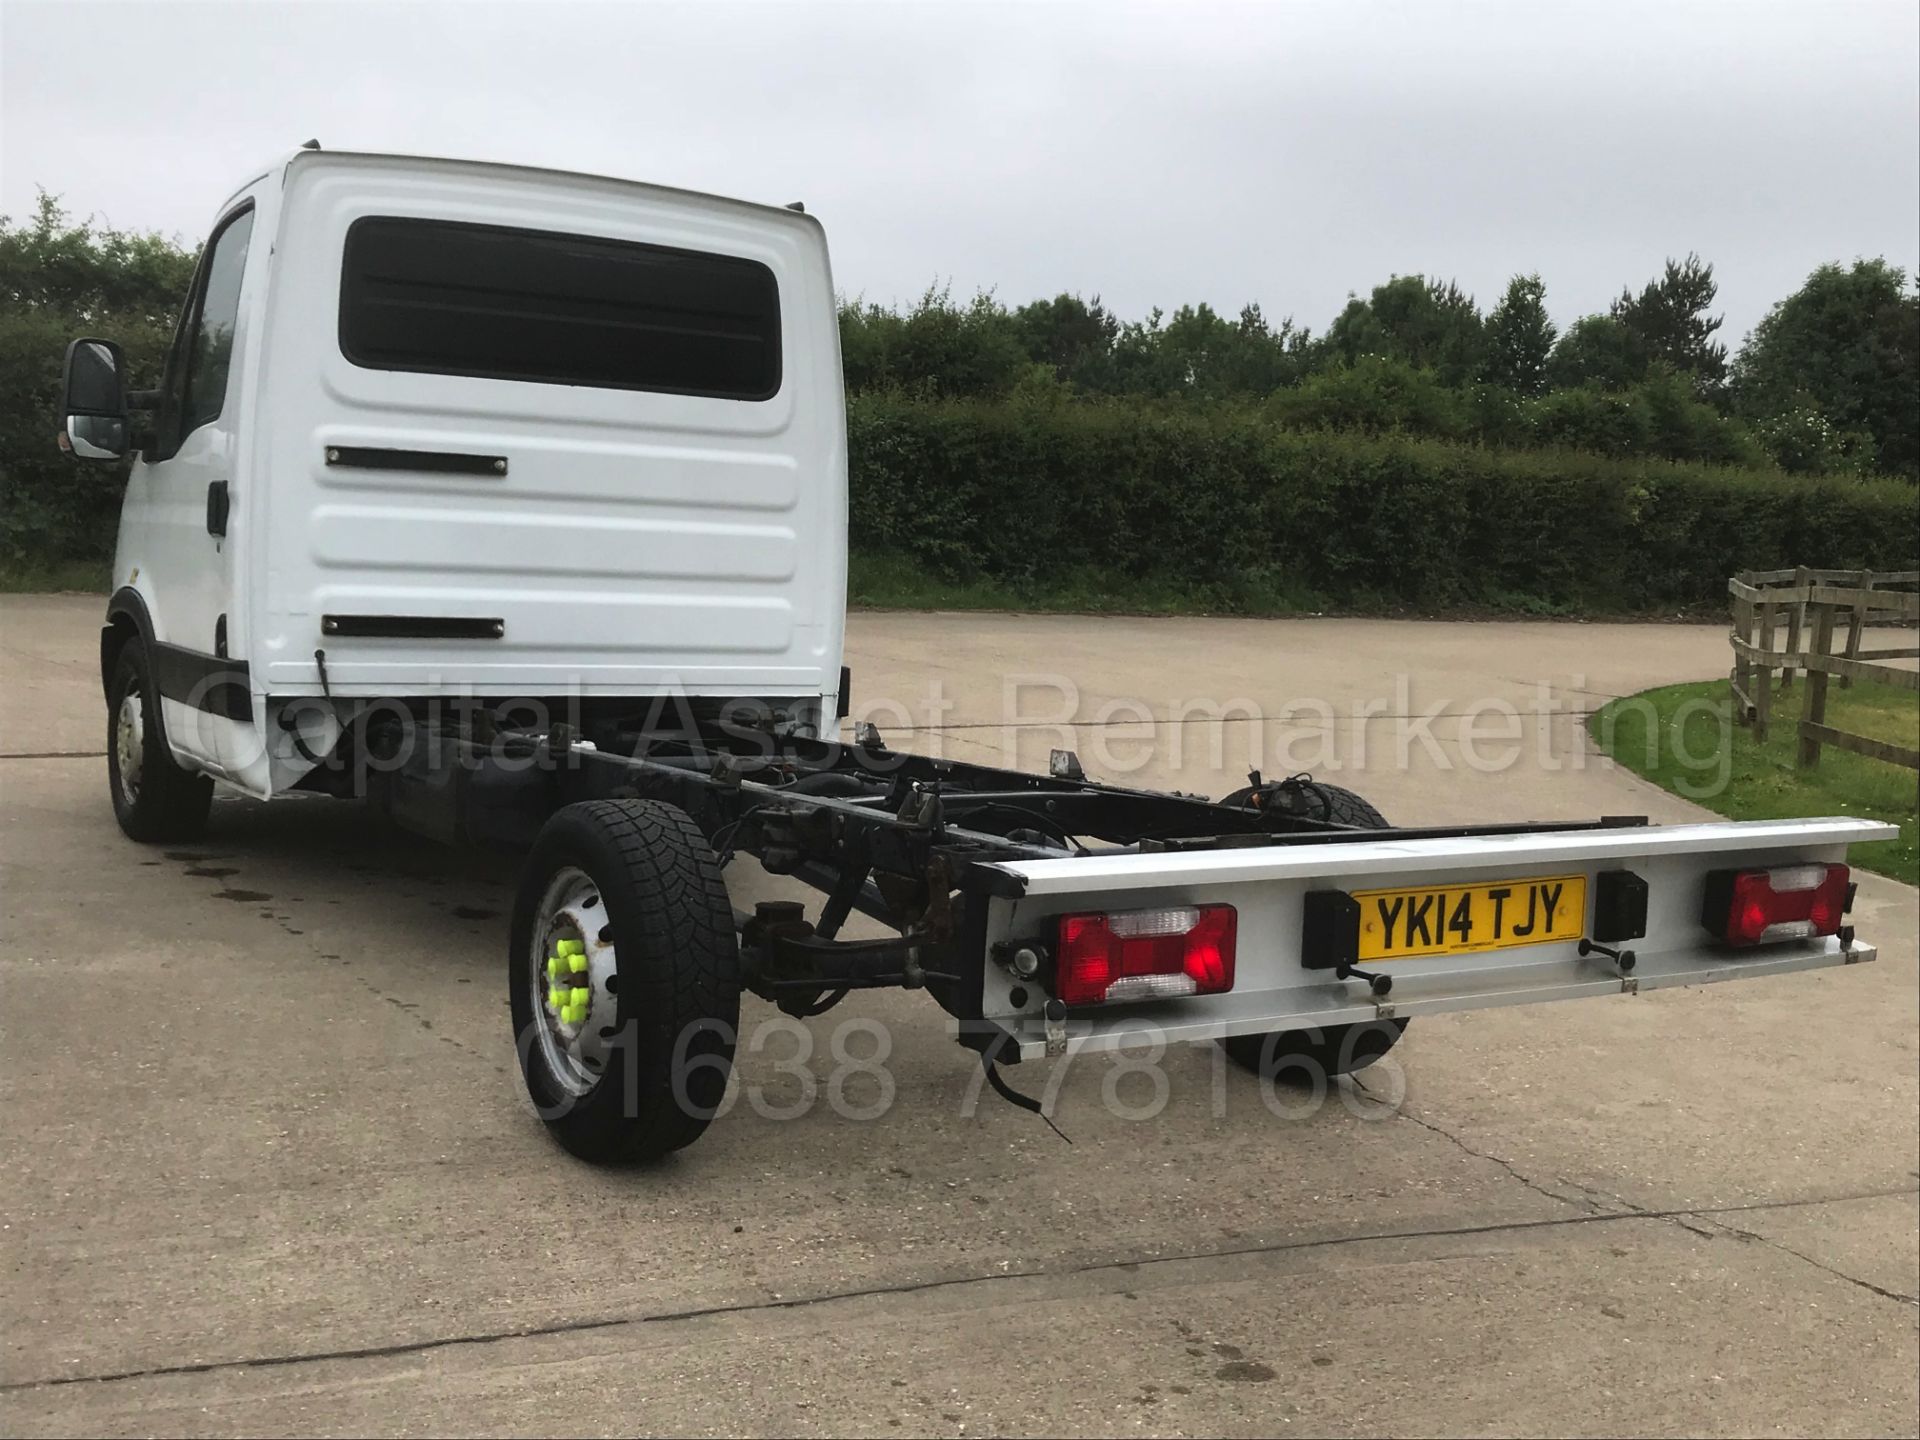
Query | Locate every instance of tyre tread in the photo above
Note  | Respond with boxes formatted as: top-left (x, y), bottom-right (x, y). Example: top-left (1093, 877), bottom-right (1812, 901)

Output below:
top-left (1217, 781), bottom-right (1409, 1081)
top-left (108, 646), bottom-right (213, 843)
top-left (511, 798), bottom-right (740, 1163)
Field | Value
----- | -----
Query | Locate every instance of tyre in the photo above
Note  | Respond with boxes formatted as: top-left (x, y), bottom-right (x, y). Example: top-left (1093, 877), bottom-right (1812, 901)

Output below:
top-left (1217, 779), bottom-right (1408, 1082)
top-left (107, 642), bottom-right (213, 843)
top-left (1220, 778), bottom-right (1389, 829)
top-left (510, 799), bottom-right (742, 1163)
top-left (1220, 1017), bottom-right (1408, 1082)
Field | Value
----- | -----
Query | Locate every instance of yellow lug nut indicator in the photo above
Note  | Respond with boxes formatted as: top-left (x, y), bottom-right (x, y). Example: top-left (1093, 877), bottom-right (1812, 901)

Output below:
top-left (545, 938), bottom-right (592, 1026)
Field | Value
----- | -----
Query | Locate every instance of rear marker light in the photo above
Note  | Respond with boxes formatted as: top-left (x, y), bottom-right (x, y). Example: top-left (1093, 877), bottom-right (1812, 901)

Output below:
top-left (1055, 904), bottom-right (1237, 1006)
top-left (1702, 863), bottom-right (1850, 947)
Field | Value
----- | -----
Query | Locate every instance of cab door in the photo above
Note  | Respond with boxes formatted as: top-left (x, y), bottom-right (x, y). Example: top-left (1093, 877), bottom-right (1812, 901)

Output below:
top-left (132, 199), bottom-right (257, 770)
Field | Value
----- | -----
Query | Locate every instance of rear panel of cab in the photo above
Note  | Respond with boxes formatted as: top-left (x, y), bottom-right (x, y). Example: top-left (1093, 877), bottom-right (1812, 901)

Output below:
top-left (251, 153), bottom-right (846, 703)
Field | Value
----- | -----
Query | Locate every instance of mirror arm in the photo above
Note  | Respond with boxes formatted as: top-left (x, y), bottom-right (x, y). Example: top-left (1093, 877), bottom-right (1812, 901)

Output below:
top-left (127, 387), bottom-right (163, 410)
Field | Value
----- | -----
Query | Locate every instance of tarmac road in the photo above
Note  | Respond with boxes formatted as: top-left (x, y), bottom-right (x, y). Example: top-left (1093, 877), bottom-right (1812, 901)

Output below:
top-left (2, 594), bottom-right (1915, 1437)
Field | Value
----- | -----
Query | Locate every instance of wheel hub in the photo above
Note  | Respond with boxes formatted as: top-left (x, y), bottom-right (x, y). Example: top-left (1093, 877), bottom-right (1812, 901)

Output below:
top-left (115, 691), bottom-right (144, 803)
top-left (529, 867), bottom-right (619, 1096)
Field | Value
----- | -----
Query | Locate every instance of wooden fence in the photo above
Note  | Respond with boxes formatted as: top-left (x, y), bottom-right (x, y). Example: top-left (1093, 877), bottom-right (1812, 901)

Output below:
top-left (1728, 567), bottom-right (1920, 771)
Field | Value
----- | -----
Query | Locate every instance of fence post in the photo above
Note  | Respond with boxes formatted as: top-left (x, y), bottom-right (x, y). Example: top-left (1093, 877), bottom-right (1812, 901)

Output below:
top-left (1797, 601), bottom-right (1836, 770)
top-left (1782, 565), bottom-right (1809, 690)
top-left (1754, 594), bottom-right (1775, 743)
top-left (1730, 577), bottom-right (1752, 726)
top-left (1841, 568), bottom-right (1873, 691)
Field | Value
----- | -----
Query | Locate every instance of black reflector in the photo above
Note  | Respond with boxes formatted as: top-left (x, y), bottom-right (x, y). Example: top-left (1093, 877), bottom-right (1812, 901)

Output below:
top-left (1301, 890), bottom-right (1360, 971)
top-left (1591, 870), bottom-right (1648, 943)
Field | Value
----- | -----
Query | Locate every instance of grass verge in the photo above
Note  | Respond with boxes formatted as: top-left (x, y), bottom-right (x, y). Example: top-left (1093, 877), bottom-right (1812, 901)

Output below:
top-left (845, 550), bottom-right (1729, 620)
top-left (851, 551), bottom-right (1350, 618)
top-left (0, 558), bottom-right (112, 594)
top-left (1590, 678), bottom-right (1918, 886)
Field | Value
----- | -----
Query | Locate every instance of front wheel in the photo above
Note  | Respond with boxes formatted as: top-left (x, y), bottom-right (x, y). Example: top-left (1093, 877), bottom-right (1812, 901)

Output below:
top-left (509, 799), bottom-right (742, 1163)
top-left (107, 642), bottom-right (213, 843)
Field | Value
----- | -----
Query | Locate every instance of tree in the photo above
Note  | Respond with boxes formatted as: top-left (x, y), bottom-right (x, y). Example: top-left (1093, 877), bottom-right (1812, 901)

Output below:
top-left (1268, 354), bottom-right (1471, 439)
top-left (836, 284), bottom-right (1028, 398)
top-left (1480, 274), bottom-right (1556, 396)
top-left (1610, 253), bottom-right (1727, 393)
top-left (1146, 303), bottom-right (1236, 396)
top-left (1012, 293), bottom-right (1119, 388)
top-left (1212, 303), bottom-right (1311, 395)
top-left (1546, 314), bottom-right (1644, 391)
top-left (1322, 275), bottom-right (1486, 387)
top-left (1732, 259), bottom-right (1919, 478)
top-left (1152, 302), bottom-right (1309, 398)
top-left (0, 189), bottom-right (195, 329)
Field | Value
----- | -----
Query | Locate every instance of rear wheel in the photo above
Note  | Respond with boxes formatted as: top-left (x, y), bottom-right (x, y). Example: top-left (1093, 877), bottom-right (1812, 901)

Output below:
top-left (1217, 779), bottom-right (1407, 1083)
top-left (1220, 1017), bottom-right (1408, 1082)
top-left (107, 642), bottom-right (213, 843)
top-left (510, 799), bottom-right (742, 1163)
top-left (1219, 777), bottom-right (1389, 829)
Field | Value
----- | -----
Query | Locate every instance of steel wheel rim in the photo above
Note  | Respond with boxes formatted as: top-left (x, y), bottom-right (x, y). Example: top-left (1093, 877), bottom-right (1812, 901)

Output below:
top-left (115, 690), bottom-right (144, 804)
top-left (529, 866), bottom-right (620, 1097)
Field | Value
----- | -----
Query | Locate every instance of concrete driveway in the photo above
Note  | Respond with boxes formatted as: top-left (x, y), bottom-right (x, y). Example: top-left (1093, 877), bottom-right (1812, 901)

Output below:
top-left (2, 594), bottom-right (1915, 1437)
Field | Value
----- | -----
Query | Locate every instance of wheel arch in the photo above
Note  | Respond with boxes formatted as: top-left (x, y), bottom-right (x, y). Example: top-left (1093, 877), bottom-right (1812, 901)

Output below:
top-left (101, 587), bottom-right (156, 702)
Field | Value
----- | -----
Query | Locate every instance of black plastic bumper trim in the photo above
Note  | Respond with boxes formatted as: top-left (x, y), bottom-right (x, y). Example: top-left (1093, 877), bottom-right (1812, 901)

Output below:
top-left (150, 642), bottom-right (253, 723)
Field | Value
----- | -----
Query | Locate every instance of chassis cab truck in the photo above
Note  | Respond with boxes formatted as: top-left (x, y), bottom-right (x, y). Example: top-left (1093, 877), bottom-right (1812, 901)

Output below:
top-left (61, 149), bottom-right (1896, 1164)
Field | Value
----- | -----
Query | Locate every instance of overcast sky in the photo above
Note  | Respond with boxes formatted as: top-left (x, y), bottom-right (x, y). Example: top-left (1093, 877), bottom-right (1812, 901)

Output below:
top-left (3, 0), bottom-right (1915, 346)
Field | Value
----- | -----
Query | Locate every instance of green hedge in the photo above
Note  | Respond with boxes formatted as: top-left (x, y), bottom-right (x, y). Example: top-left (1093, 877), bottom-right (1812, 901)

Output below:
top-left (847, 394), bottom-right (1920, 612)
top-left (0, 304), bottom-right (149, 568)
top-left (1, 196), bottom-right (193, 570)
top-left (9, 383), bottom-right (1916, 615)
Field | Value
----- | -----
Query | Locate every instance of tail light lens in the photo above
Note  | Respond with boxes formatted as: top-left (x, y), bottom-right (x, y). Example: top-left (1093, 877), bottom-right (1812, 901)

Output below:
top-left (1055, 905), bottom-right (1237, 1005)
top-left (1703, 863), bottom-right (1850, 946)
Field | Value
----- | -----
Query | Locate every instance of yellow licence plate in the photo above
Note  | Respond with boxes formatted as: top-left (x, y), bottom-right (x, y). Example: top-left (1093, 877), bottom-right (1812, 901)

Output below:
top-left (1353, 874), bottom-right (1588, 962)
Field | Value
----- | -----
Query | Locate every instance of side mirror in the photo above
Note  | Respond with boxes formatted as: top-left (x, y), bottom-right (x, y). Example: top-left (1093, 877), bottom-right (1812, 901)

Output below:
top-left (59, 338), bottom-right (130, 461)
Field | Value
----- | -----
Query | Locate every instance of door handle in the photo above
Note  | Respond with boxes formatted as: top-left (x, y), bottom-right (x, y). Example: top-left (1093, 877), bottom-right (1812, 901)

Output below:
top-left (206, 481), bottom-right (229, 537)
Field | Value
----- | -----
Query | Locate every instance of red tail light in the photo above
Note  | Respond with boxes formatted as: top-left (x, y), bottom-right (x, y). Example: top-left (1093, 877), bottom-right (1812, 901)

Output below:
top-left (1055, 905), bottom-right (1237, 1005)
top-left (1703, 864), bottom-right (1849, 946)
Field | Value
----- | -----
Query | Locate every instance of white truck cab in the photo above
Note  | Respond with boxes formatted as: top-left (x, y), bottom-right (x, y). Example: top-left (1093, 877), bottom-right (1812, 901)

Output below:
top-left (60, 151), bottom-right (1897, 1167)
top-left (69, 148), bottom-right (845, 813)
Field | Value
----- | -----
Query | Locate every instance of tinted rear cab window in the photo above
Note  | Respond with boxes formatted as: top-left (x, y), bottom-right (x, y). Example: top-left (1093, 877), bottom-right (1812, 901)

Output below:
top-left (339, 218), bottom-right (781, 400)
